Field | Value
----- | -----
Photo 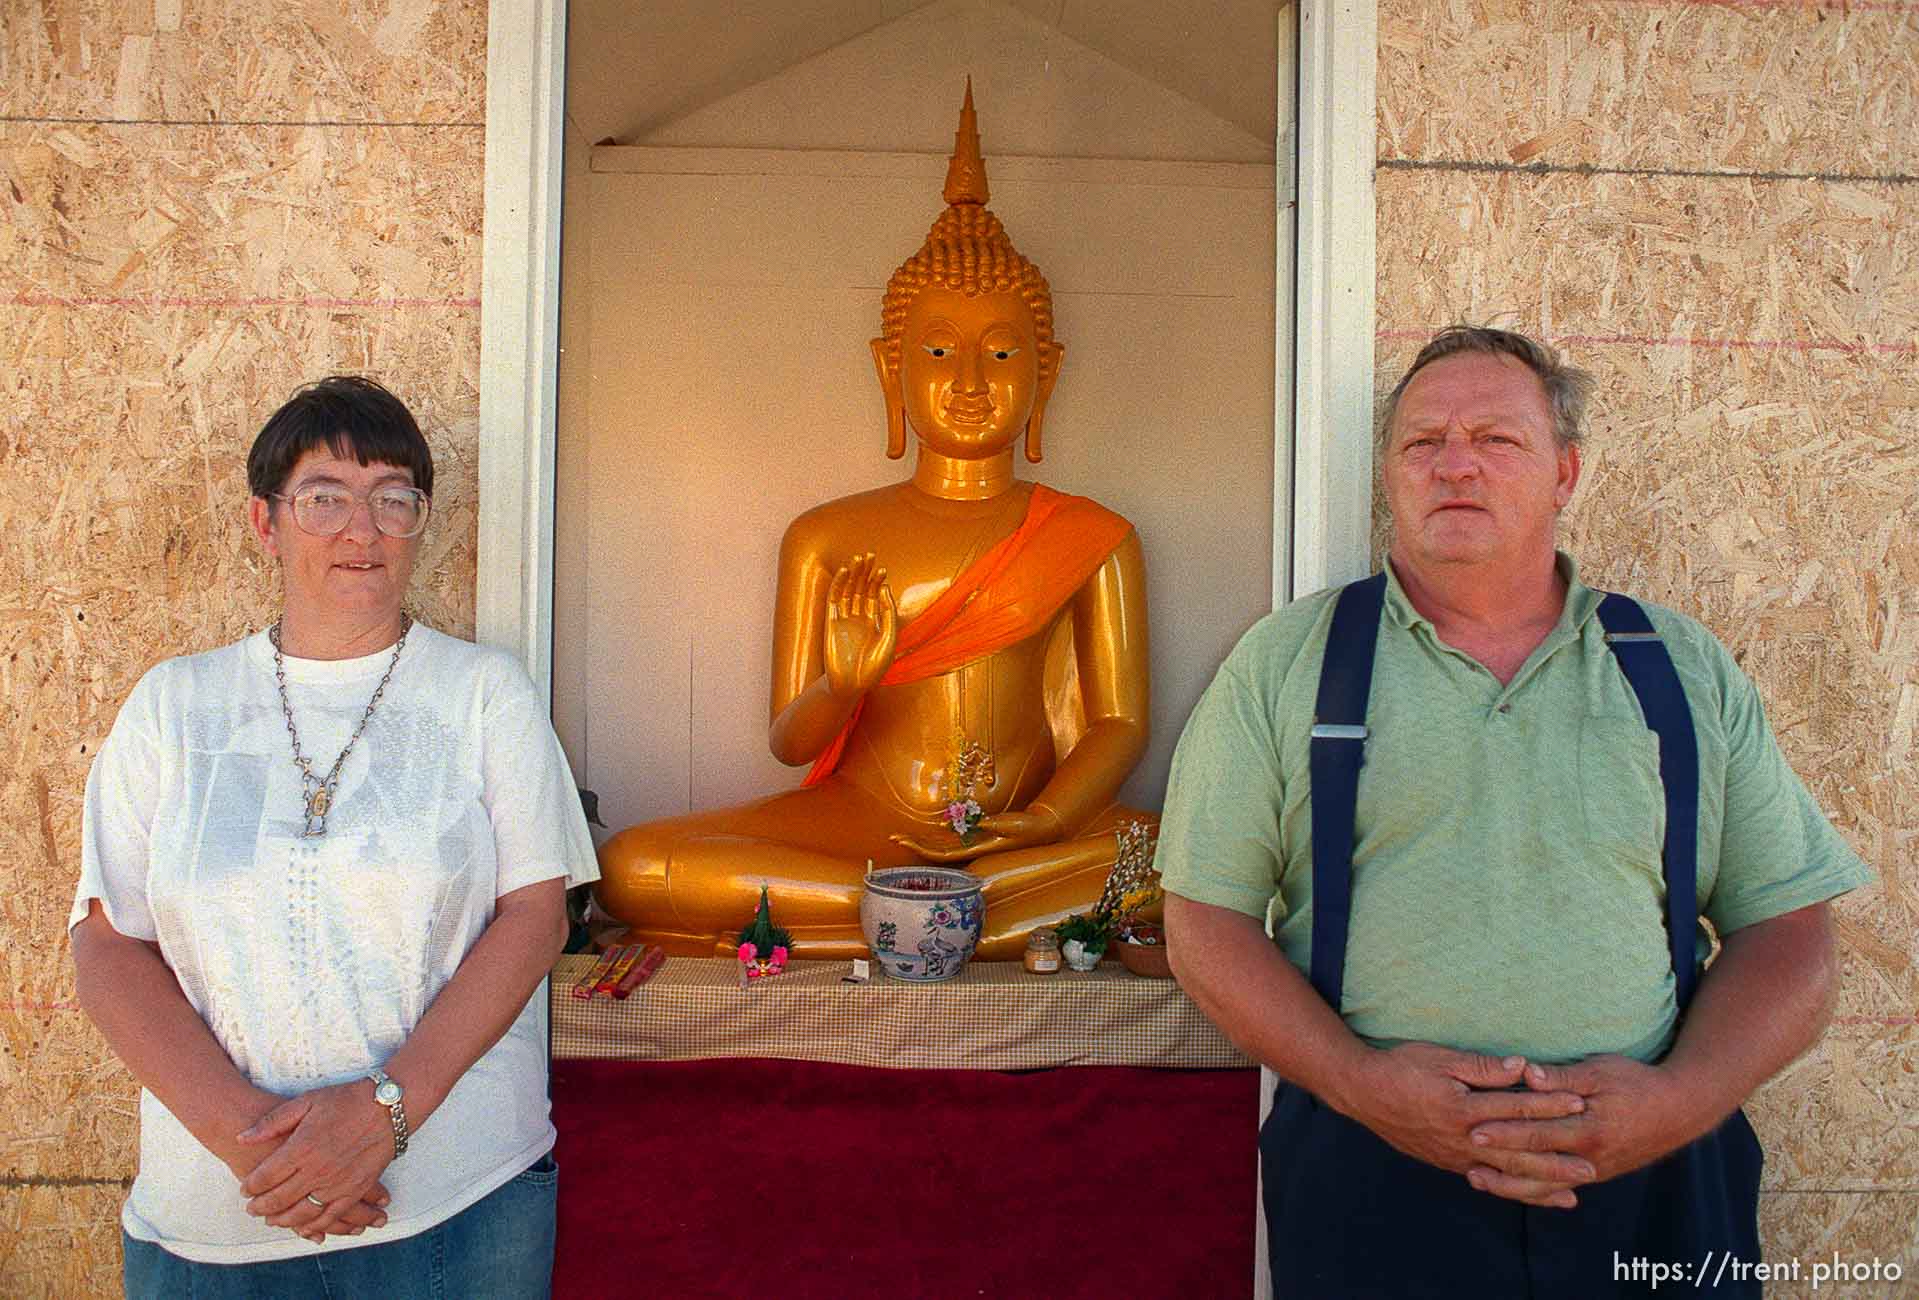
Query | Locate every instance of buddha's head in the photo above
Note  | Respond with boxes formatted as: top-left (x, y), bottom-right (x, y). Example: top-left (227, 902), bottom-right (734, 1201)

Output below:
top-left (873, 81), bottom-right (1062, 463)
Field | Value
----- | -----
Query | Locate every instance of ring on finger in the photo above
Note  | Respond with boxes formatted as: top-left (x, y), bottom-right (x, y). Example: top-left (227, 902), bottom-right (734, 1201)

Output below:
top-left (305, 1193), bottom-right (327, 1208)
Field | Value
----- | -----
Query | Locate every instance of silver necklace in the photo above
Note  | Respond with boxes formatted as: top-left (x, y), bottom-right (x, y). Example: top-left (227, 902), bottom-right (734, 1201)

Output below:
top-left (270, 616), bottom-right (412, 837)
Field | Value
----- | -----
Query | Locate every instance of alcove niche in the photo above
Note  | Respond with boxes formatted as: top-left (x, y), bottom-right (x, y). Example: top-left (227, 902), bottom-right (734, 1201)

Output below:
top-left (554, 0), bottom-right (1293, 831)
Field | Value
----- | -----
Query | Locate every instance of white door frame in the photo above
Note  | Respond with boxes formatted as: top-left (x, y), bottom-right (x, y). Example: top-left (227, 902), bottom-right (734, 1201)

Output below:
top-left (476, 0), bottom-right (569, 685)
top-left (1291, 0), bottom-right (1377, 600)
top-left (476, 3), bottom-right (1377, 1294)
top-left (1262, 5), bottom-right (1376, 1295)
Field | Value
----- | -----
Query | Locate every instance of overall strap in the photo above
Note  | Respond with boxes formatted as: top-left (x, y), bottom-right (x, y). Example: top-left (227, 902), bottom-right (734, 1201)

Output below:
top-left (1307, 573), bottom-right (1388, 1009)
top-left (1595, 593), bottom-right (1702, 1013)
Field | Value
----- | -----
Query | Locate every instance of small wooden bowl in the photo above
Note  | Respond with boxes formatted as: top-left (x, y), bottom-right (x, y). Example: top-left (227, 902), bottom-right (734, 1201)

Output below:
top-left (1117, 938), bottom-right (1173, 978)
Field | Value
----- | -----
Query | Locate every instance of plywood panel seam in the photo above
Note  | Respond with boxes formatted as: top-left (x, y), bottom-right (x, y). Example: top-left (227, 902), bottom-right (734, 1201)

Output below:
top-left (1763, 1189), bottom-right (1919, 1196)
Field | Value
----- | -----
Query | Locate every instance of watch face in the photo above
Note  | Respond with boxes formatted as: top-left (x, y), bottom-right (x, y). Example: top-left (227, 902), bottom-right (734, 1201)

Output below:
top-left (375, 1080), bottom-right (403, 1106)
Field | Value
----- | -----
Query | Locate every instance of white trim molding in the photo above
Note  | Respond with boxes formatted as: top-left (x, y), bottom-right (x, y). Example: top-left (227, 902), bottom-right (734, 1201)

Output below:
top-left (1261, 1), bottom-right (1375, 1295)
top-left (1290, 0), bottom-right (1377, 603)
top-left (477, 0), bottom-right (568, 697)
top-left (1271, 10), bottom-right (1300, 617)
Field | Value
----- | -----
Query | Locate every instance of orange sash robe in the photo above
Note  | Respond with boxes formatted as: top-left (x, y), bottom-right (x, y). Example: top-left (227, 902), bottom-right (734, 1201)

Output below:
top-left (803, 484), bottom-right (1134, 786)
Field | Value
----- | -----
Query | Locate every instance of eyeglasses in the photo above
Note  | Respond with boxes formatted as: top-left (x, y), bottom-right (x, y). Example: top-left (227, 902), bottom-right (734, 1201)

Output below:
top-left (271, 485), bottom-right (431, 538)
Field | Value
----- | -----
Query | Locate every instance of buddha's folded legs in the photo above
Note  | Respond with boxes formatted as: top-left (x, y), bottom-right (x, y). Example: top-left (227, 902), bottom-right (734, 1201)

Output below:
top-left (594, 789), bottom-right (1157, 960)
top-left (595, 782), bottom-right (931, 954)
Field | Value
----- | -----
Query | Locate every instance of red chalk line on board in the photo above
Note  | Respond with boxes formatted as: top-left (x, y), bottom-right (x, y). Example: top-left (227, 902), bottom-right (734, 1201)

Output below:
top-left (1379, 328), bottom-right (1919, 356)
top-left (1378, 157), bottom-right (1919, 187)
top-left (10, 294), bottom-right (481, 310)
top-left (1592, 0), bottom-right (1919, 13)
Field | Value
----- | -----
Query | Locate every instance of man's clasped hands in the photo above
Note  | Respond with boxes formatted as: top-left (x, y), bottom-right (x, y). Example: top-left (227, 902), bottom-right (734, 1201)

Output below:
top-left (1331, 1042), bottom-right (1719, 1209)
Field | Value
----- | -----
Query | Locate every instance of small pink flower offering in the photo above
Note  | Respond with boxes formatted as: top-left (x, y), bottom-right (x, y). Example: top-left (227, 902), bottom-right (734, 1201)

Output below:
top-left (736, 887), bottom-right (793, 979)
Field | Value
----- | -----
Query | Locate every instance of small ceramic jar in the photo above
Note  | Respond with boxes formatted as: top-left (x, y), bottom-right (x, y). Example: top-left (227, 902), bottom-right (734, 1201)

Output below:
top-left (1023, 927), bottom-right (1062, 974)
top-left (1061, 937), bottom-right (1105, 972)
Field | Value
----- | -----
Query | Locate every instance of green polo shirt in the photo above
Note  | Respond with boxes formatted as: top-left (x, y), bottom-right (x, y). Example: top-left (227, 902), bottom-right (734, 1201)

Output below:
top-left (1157, 555), bottom-right (1873, 1064)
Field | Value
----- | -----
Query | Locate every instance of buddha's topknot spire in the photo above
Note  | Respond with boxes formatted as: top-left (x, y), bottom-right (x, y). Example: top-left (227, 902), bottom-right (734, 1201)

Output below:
top-left (942, 77), bottom-right (989, 207)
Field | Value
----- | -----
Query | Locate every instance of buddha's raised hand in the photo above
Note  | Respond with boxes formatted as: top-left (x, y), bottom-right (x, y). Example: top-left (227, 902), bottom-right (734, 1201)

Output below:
top-left (823, 552), bottom-right (898, 696)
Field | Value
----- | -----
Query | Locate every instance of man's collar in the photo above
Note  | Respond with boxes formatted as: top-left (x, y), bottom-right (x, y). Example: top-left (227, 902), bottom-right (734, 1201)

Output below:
top-left (1381, 551), bottom-right (1601, 632)
top-left (1381, 560), bottom-right (1423, 629)
top-left (1556, 552), bottom-right (1605, 632)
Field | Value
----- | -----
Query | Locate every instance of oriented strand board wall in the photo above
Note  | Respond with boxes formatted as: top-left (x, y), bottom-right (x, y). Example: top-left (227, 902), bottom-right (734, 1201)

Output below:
top-left (0, 3), bottom-right (487, 1295)
top-left (9, 0), bottom-right (1913, 1293)
top-left (1377, 0), bottom-right (1918, 1290)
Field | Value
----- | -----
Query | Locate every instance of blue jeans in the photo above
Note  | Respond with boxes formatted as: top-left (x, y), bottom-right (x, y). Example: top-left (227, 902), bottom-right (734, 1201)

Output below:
top-left (123, 1151), bottom-right (557, 1300)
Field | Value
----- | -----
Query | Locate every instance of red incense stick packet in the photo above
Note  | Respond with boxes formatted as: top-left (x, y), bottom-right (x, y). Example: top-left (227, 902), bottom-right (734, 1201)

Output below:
top-left (594, 944), bottom-right (643, 998)
top-left (571, 947), bottom-right (620, 1000)
top-left (612, 945), bottom-right (666, 998)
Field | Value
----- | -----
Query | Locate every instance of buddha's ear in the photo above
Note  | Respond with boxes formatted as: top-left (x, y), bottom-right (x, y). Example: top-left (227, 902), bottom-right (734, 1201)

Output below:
top-left (871, 337), bottom-right (906, 459)
top-left (1026, 340), bottom-right (1064, 464)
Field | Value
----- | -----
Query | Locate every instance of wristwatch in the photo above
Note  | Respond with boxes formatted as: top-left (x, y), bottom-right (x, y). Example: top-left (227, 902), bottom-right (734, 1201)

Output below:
top-left (365, 1067), bottom-right (410, 1158)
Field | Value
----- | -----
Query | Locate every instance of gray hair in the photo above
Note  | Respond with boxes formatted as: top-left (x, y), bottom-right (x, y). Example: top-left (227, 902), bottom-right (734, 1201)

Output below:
top-left (1379, 326), bottom-right (1595, 450)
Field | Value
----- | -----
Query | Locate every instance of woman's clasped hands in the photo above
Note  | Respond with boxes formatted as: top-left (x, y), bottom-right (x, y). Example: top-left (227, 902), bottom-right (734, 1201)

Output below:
top-left (233, 1081), bottom-right (398, 1244)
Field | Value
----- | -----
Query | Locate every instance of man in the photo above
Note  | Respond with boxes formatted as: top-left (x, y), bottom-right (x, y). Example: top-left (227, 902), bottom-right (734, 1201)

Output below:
top-left (1158, 326), bottom-right (1872, 1297)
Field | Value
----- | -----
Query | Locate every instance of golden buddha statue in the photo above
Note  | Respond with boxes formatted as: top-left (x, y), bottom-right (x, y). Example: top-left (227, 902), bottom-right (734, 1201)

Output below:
top-left (595, 83), bottom-right (1152, 959)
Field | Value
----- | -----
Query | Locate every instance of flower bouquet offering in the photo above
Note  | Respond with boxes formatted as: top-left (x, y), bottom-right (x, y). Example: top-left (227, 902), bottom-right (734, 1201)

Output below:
top-left (1055, 821), bottom-right (1162, 973)
top-left (737, 885), bottom-right (793, 980)
top-left (942, 739), bottom-right (994, 842)
top-left (944, 796), bottom-right (984, 839)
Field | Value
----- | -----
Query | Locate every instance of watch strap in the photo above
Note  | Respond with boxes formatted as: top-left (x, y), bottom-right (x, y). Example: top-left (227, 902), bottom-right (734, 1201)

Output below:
top-left (365, 1068), bottom-right (410, 1158)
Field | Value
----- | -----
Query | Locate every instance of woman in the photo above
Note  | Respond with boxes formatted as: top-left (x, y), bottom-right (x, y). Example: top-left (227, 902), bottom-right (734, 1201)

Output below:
top-left (70, 376), bottom-right (597, 1298)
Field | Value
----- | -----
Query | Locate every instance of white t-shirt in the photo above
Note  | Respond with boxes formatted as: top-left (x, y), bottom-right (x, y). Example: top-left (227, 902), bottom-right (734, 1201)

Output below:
top-left (71, 625), bottom-right (599, 1263)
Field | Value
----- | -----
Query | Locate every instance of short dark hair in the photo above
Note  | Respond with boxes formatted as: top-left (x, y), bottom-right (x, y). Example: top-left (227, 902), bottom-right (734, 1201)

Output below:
top-left (246, 375), bottom-right (435, 499)
top-left (1380, 326), bottom-right (1594, 449)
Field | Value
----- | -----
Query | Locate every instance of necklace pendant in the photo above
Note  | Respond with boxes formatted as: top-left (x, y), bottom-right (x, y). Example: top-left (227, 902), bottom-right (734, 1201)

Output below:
top-left (273, 613), bottom-right (408, 845)
top-left (302, 787), bottom-right (330, 838)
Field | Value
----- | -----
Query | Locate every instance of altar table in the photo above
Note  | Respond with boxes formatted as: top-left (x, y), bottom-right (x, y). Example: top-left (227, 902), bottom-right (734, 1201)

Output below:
top-left (547, 956), bottom-right (1260, 1297)
top-left (550, 953), bottom-right (1252, 1070)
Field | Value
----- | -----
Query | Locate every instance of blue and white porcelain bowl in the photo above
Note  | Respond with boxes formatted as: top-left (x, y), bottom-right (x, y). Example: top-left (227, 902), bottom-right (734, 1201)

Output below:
top-left (859, 866), bottom-right (985, 982)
